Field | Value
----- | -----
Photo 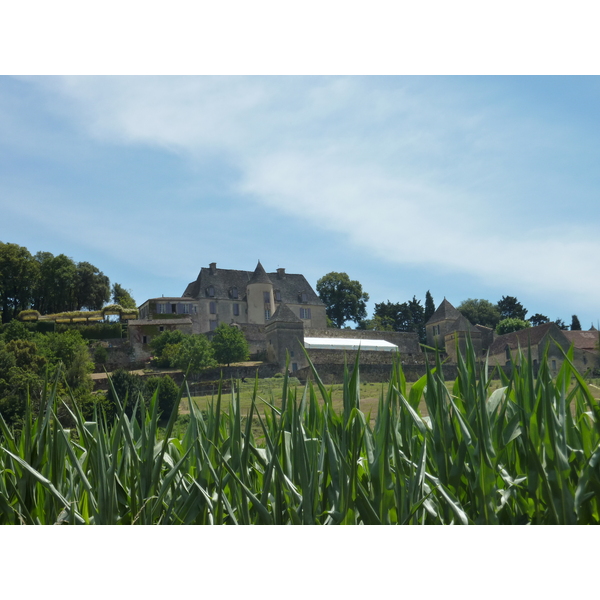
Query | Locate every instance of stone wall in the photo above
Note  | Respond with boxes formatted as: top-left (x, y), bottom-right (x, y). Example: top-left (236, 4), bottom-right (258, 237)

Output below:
top-left (296, 362), bottom-right (459, 384)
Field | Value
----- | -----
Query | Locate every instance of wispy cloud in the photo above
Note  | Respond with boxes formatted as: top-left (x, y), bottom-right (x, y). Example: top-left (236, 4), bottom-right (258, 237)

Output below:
top-left (23, 76), bottom-right (600, 313)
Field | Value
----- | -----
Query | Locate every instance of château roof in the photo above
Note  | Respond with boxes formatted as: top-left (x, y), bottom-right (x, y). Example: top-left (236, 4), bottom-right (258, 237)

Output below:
top-left (247, 261), bottom-right (272, 285)
top-left (426, 299), bottom-right (462, 325)
top-left (182, 262), bottom-right (324, 306)
top-left (269, 303), bottom-right (302, 324)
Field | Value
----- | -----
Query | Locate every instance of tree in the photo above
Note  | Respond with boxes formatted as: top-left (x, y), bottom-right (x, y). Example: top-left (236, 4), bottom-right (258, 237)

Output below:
top-left (149, 330), bottom-right (186, 367)
top-left (112, 283), bottom-right (136, 309)
top-left (32, 252), bottom-right (78, 314)
top-left (211, 323), bottom-right (249, 366)
top-left (571, 315), bottom-right (582, 331)
top-left (424, 291), bottom-right (435, 323)
top-left (457, 299), bottom-right (501, 329)
top-left (75, 262), bottom-right (110, 310)
top-left (0, 242), bottom-right (39, 323)
top-left (528, 313), bottom-right (550, 327)
top-left (172, 335), bottom-right (216, 376)
top-left (317, 272), bottom-right (369, 328)
top-left (358, 315), bottom-right (395, 331)
top-left (496, 318), bottom-right (531, 335)
top-left (496, 296), bottom-right (528, 321)
top-left (554, 318), bottom-right (568, 330)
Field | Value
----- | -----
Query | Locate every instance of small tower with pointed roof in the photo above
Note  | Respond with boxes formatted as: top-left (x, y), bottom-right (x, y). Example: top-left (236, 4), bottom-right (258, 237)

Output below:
top-left (265, 303), bottom-right (307, 372)
top-left (246, 260), bottom-right (275, 325)
top-left (425, 298), bottom-right (463, 349)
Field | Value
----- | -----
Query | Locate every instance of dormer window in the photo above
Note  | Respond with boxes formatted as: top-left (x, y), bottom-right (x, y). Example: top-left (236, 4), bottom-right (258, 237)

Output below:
top-left (231, 287), bottom-right (238, 299)
top-left (299, 291), bottom-right (308, 303)
top-left (207, 286), bottom-right (215, 297)
top-left (274, 290), bottom-right (281, 302)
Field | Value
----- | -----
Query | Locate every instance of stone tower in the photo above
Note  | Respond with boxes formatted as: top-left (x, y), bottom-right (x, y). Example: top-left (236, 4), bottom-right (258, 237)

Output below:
top-left (265, 303), bottom-right (307, 372)
top-left (246, 260), bottom-right (275, 324)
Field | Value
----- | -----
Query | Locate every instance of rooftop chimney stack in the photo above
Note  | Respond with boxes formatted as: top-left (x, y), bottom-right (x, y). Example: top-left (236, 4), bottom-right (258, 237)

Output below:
top-left (209, 262), bottom-right (217, 275)
top-left (277, 268), bottom-right (286, 279)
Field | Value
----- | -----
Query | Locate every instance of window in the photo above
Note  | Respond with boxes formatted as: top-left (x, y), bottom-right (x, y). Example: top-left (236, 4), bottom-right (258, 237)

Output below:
top-left (299, 292), bottom-right (308, 303)
top-left (552, 359), bottom-right (557, 370)
top-left (142, 335), bottom-right (147, 344)
top-left (182, 303), bottom-right (190, 314)
top-left (231, 287), bottom-right (238, 299)
top-left (159, 326), bottom-right (164, 332)
top-left (157, 303), bottom-right (167, 314)
top-left (210, 301), bottom-right (216, 314)
top-left (505, 346), bottom-right (510, 360)
top-left (233, 303), bottom-right (239, 316)
top-left (265, 308), bottom-right (271, 321)
top-left (171, 304), bottom-right (177, 314)
top-left (292, 363), bottom-right (298, 372)
top-left (210, 320), bottom-right (217, 331)
top-left (274, 290), bottom-right (281, 302)
top-left (264, 291), bottom-right (270, 303)
top-left (208, 286), bottom-right (215, 297)
top-left (300, 308), bottom-right (311, 319)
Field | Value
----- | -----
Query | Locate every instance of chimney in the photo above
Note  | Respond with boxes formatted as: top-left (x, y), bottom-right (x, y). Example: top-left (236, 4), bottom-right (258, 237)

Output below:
top-left (277, 268), bottom-right (285, 279)
top-left (209, 262), bottom-right (217, 275)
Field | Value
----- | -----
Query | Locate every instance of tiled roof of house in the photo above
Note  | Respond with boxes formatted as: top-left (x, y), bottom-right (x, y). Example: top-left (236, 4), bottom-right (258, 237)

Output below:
top-left (183, 262), bottom-right (324, 306)
top-left (426, 299), bottom-right (462, 325)
top-left (563, 330), bottom-right (600, 351)
top-left (488, 322), bottom-right (561, 355)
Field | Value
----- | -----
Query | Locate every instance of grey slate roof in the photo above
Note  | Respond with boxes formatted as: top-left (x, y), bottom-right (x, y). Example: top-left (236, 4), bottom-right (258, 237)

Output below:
top-left (269, 303), bottom-right (302, 324)
top-left (247, 261), bottom-right (272, 285)
top-left (183, 263), bottom-right (324, 306)
top-left (446, 314), bottom-right (479, 334)
top-left (426, 299), bottom-right (462, 325)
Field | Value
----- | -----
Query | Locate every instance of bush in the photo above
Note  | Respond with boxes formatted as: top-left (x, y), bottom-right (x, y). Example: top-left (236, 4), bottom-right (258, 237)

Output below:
top-left (145, 375), bottom-right (180, 421)
top-left (496, 318), bottom-right (531, 335)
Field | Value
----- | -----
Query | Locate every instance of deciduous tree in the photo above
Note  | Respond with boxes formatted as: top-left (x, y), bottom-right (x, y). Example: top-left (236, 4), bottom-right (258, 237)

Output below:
top-left (112, 283), bottom-right (137, 309)
top-left (496, 318), bottom-right (531, 335)
top-left (0, 242), bottom-right (39, 323)
top-left (211, 323), bottom-right (249, 366)
top-left (457, 299), bottom-right (501, 329)
top-left (316, 272), bottom-right (369, 329)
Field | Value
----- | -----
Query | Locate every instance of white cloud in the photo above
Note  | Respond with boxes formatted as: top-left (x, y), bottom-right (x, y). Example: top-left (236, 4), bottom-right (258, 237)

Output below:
top-left (27, 76), bottom-right (600, 313)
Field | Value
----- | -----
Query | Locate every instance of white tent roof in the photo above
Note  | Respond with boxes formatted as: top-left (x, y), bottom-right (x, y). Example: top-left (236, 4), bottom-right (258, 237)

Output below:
top-left (303, 337), bottom-right (399, 352)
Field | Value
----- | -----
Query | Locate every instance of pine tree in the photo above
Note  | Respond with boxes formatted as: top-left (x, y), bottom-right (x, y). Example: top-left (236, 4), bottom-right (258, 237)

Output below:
top-left (571, 315), bottom-right (582, 331)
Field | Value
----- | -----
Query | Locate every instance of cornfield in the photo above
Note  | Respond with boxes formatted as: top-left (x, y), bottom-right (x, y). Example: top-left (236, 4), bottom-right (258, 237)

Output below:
top-left (1, 340), bottom-right (599, 524)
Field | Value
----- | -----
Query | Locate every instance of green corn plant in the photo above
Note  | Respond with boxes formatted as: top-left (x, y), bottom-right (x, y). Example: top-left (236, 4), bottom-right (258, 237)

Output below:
top-left (1, 340), bottom-right (600, 525)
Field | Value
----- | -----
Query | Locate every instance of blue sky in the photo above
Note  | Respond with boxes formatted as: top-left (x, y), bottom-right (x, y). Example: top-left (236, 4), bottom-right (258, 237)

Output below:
top-left (1, 75), bottom-right (599, 328)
